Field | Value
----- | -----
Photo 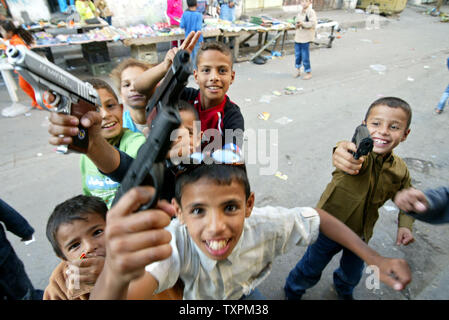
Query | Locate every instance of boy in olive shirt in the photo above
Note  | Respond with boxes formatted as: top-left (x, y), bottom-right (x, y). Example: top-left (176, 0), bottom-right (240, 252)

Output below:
top-left (285, 97), bottom-right (415, 300)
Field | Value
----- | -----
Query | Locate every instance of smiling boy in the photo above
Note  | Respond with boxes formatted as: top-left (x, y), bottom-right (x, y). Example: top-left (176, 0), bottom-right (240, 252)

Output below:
top-left (78, 79), bottom-right (145, 208)
top-left (44, 195), bottom-right (107, 300)
top-left (285, 97), bottom-right (415, 300)
top-left (134, 37), bottom-right (244, 148)
top-left (90, 163), bottom-right (412, 300)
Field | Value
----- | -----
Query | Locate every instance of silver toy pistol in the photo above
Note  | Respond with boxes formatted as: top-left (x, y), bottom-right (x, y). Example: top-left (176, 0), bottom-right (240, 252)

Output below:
top-left (6, 45), bottom-right (100, 153)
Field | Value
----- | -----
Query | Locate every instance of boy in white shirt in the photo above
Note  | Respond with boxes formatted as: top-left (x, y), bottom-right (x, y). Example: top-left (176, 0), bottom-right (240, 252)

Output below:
top-left (90, 161), bottom-right (412, 300)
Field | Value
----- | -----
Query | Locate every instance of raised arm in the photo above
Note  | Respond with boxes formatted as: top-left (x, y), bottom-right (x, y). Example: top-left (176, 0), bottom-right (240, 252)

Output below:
top-left (134, 31), bottom-right (202, 94)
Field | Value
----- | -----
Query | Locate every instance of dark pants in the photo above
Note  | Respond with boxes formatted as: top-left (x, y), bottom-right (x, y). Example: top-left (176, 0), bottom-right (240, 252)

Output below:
top-left (284, 232), bottom-right (365, 299)
top-left (294, 42), bottom-right (311, 73)
top-left (0, 249), bottom-right (42, 300)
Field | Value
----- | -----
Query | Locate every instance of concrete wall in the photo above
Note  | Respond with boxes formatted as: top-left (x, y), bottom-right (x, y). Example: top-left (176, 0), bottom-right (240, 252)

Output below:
top-left (105, 0), bottom-right (184, 27)
top-left (6, 0), bottom-right (51, 22)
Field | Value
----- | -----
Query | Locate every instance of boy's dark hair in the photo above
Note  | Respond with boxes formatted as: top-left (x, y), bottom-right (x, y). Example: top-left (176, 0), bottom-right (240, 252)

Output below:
top-left (178, 100), bottom-right (199, 121)
top-left (196, 41), bottom-right (233, 68)
top-left (187, 0), bottom-right (197, 7)
top-left (0, 19), bottom-right (34, 46)
top-left (85, 78), bottom-right (119, 102)
top-left (110, 58), bottom-right (152, 90)
top-left (175, 164), bottom-right (250, 205)
top-left (46, 195), bottom-right (107, 260)
top-left (364, 97), bottom-right (412, 129)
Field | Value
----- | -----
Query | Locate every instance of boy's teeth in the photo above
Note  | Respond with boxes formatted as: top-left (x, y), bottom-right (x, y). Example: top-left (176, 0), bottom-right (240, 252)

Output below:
top-left (207, 240), bottom-right (228, 250)
top-left (374, 139), bottom-right (387, 144)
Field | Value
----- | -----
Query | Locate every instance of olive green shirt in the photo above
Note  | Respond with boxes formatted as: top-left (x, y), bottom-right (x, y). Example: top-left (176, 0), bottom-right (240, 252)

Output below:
top-left (317, 151), bottom-right (414, 242)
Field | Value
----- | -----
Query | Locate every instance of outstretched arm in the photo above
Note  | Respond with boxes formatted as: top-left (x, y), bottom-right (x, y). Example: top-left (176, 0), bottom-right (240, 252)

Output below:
top-left (316, 208), bottom-right (411, 291)
top-left (48, 111), bottom-right (120, 174)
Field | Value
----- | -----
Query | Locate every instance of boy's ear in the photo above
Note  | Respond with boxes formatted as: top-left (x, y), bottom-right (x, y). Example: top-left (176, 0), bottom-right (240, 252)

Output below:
top-left (193, 69), bottom-right (199, 84)
top-left (245, 192), bottom-right (255, 218)
top-left (401, 128), bottom-right (411, 142)
top-left (230, 70), bottom-right (235, 85)
top-left (171, 198), bottom-right (184, 223)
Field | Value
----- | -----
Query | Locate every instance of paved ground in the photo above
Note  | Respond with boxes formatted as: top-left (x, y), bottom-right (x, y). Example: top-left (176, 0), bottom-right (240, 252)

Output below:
top-left (0, 5), bottom-right (448, 300)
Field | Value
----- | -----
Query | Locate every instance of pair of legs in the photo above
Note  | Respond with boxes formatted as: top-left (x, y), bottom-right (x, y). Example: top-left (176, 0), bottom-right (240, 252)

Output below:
top-left (284, 232), bottom-right (365, 299)
top-left (294, 42), bottom-right (312, 73)
top-left (435, 84), bottom-right (449, 114)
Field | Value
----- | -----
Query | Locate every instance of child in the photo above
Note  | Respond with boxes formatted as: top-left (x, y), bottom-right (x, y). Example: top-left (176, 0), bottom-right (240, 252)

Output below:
top-left (47, 91), bottom-right (201, 203)
top-left (89, 163), bottom-right (412, 300)
top-left (216, 0), bottom-right (238, 23)
top-left (135, 35), bottom-right (244, 149)
top-left (0, 198), bottom-right (43, 300)
top-left (0, 19), bottom-right (39, 109)
top-left (394, 186), bottom-right (449, 224)
top-left (75, 0), bottom-right (98, 22)
top-left (293, 0), bottom-right (316, 80)
top-left (196, 0), bottom-right (208, 15)
top-left (110, 58), bottom-right (153, 133)
top-left (44, 195), bottom-right (107, 300)
top-left (180, 0), bottom-right (204, 64)
top-left (44, 194), bottom-right (183, 300)
top-left (167, 0), bottom-right (184, 48)
top-left (284, 97), bottom-right (415, 300)
top-left (79, 78), bottom-right (146, 208)
top-left (94, 0), bottom-right (113, 25)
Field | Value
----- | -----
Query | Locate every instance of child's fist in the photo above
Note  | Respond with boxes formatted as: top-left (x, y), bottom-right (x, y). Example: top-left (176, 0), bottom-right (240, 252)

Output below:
top-left (394, 188), bottom-right (429, 213)
top-left (68, 255), bottom-right (105, 286)
top-left (396, 227), bottom-right (414, 246)
top-left (376, 257), bottom-right (412, 291)
top-left (104, 187), bottom-right (175, 284)
top-left (332, 141), bottom-right (364, 175)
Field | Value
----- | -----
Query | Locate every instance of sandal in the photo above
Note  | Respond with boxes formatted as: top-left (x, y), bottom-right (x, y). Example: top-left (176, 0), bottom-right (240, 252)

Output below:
top-left (434, 108), bottom-right (443, 114)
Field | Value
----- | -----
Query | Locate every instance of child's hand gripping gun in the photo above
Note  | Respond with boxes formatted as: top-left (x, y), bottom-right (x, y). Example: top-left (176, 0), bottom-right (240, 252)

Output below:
top-left (5, 45), bottom-right (100, 153)
top-left (111, 49), bottom-right (192, 210)
top-left (350, 124), bottom-right (373, 160)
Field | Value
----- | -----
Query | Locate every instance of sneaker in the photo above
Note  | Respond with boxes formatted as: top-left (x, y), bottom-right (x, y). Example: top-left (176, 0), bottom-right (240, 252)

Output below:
top-left (1, 104), bottom-right (32, 117)
top-left (303, 72), bottom-right (312, 80)
top-left (293, 68), bottom-right (301, 78)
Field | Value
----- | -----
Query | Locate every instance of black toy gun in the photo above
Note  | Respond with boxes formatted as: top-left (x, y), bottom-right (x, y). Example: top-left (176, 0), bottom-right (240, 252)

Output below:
top-left (111, 49), bottom-right (192, 210)
top-left (5, 45), bottom-right (100, 153)
top-left (350, 124), bottom-right (373, 160)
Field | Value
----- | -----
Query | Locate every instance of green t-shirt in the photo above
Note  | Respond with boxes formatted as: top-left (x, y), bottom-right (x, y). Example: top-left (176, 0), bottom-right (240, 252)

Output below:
top-left (80, 129), bottom-right (145, 208)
